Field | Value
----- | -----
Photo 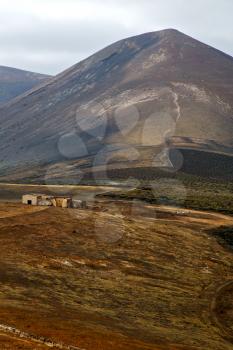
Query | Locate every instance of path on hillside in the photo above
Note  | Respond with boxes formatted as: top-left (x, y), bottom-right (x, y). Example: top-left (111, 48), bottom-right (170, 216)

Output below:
top-left (0, 323), bottom-right (85, 350)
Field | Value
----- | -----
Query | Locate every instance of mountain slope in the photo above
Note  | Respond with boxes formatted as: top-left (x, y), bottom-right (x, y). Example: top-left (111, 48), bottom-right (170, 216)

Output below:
top-left (0, 65), bottom-right (50, 104)
top-left (0, 29), bottom-right (232, 183)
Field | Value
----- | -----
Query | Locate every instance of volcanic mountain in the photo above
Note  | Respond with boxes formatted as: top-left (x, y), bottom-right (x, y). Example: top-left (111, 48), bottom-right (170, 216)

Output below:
top-left (0, 65), bottom-right (50, 104)
top-left (0, 29), bottom-right (232, 183)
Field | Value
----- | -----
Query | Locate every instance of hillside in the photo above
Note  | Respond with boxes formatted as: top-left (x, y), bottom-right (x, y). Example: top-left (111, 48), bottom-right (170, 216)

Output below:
top-left (0, 200), bottom-right (233, 350)
top-left (0, 29), bottom-right (232, 182)
top-left (0, 65), bottom-right (50, 104)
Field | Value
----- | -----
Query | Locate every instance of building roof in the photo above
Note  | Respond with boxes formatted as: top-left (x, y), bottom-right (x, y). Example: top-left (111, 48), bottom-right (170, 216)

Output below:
top-left (23, 193), bottom-right (52, 198)
top-left (23, 194), bottom-right (72, 199)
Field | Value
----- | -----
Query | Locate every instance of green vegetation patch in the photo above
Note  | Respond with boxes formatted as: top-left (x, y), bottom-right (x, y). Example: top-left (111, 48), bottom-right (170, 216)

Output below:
top-left (99, 173), bottom-right (233, 214)
top-left (207, 226), bottom-right (233, 250)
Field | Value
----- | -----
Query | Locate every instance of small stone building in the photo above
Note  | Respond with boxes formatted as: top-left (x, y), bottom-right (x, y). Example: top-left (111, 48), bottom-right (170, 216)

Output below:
top-left (38, 196), bottom-right (54, 206)
top-left (72, 199), bottom-right (87, 209)
top-left (51, 196), bottom-right (72, 208)
top-left (22, 194), bottom-right (73, 208)
top-left (22, 194), bottom-right (43, 206)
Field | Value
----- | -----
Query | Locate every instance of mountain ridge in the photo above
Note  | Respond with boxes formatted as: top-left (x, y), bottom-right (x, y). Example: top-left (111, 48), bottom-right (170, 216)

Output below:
top-left (0, 65), bottom-right (51, 104)
top-left (0, 29), bottom-right (232, 182)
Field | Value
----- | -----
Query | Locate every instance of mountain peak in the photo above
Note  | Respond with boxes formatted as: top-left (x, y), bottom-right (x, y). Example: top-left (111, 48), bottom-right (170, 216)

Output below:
top-left (0, 30), bottom-right (233, 182)
top-left (157, 28), bottom-right (182, 34)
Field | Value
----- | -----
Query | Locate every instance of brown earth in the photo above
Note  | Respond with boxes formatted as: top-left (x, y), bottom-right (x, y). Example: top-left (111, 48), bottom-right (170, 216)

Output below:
top-left (0, 200), bottom-right (232, 349)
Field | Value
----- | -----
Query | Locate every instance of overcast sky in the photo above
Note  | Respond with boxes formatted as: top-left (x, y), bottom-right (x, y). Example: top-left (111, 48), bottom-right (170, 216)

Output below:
top-left (0, 0), bottom-right (232, 75)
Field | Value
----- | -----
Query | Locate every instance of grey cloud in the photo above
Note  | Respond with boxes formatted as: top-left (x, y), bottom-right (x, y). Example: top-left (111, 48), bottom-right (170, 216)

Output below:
top-left (0, 18), bottom-right (127, 53)
top-left (0, 0), bottom-right (232, 74)
top-left (135, 0), bottom-right (233, 55)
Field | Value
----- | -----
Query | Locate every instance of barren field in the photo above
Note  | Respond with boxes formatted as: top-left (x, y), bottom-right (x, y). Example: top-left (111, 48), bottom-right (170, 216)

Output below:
top-left (0, 198), bottom-right (233, 349)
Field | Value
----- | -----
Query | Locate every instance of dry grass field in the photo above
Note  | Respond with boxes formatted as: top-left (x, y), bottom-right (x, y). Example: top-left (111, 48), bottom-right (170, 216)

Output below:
top-left (0, 199), bottom-right (232, 349)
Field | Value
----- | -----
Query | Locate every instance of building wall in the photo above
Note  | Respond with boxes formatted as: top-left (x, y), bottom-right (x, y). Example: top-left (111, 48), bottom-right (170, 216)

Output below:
top-left (52, 198), bottom-right (62, 207)
top-left (52, 197), bottom-right (72, 208)
top-left (62, 199), bottom-right (68, 208)
top-left (61, 198), bottom-right (72, 208)
top-left (22, 195), bottom-right (39, 206)
top-left (37, 199), bottom-right (53, 206)
top-left (72, 200), bottom-right (87, 209)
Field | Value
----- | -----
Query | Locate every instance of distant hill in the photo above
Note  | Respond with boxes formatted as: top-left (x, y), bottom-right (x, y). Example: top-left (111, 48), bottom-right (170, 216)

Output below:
top-left (0, 65), bottom-right (50, 104)
top-left (0, 29), bottom-right (232, 183)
